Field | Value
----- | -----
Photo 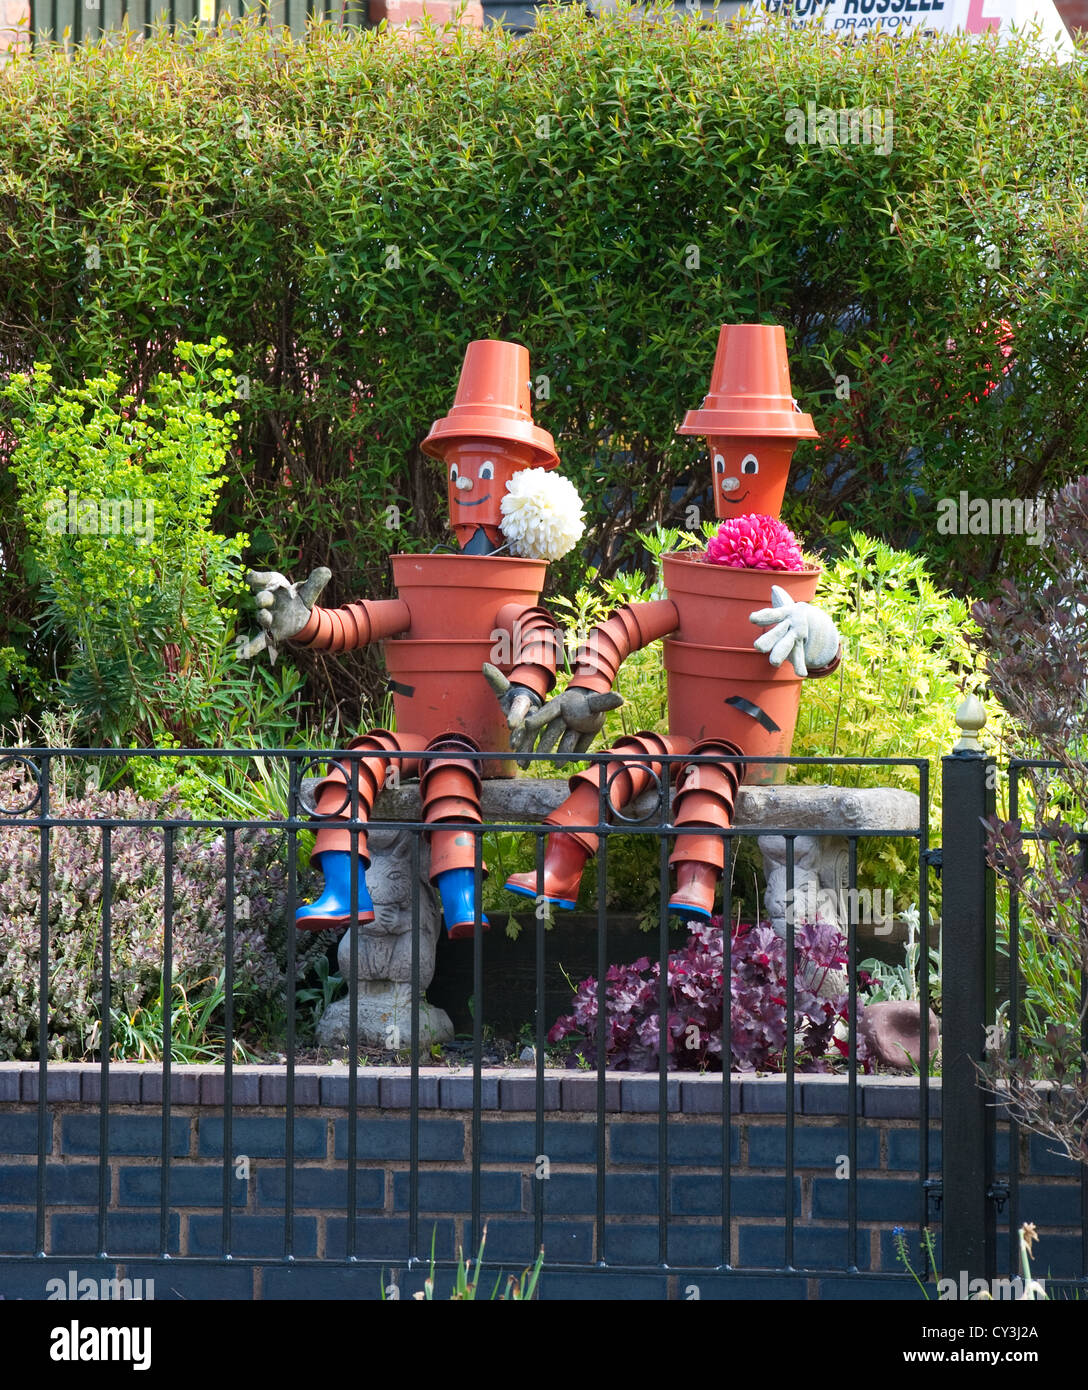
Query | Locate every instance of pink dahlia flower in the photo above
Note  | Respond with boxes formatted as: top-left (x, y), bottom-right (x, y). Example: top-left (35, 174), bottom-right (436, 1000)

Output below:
top-left (704, 514), bottom-right (805, 571)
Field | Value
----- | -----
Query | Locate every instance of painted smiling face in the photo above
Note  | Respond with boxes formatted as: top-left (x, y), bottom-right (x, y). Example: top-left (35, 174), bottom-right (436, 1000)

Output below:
top-left (444, 439), bottom-right (538, 549)
top-left (707, 437), bottom-right (799, 522)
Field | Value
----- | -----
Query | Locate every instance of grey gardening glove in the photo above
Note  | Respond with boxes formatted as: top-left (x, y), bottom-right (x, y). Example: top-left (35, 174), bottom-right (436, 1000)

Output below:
top-left (484, 664), bottom-right (623, 766)
top-left (237, 567), bottom-right (332, 664)
top-left (749, 585), bottom-right (840, 679)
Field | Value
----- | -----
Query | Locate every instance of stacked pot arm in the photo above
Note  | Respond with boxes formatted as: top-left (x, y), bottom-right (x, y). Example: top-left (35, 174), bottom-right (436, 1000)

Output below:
top-left (565, 599), bottom-right (681, 694)
top-left (291, 598), bottom-right (412, 652)
top-left (493, 602), bottom-right (561, 700)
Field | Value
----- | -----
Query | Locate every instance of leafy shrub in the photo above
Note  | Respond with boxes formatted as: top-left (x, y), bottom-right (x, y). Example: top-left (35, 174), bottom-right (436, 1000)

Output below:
top-left (971, 478), bottom-right (1088, 1159)
top-left (0, 774), bottom-right (319, 1060)
top-left (3, 14), bottom-right (1088, 728)
top-left (547, 918), bottom-right (867, 1072)
top-left (2, 339), bottom-right (305, 749)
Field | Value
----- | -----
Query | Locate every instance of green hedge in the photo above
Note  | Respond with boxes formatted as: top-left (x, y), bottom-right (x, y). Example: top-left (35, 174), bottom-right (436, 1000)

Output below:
top-left (2, 10), bottom-right (1086, 726)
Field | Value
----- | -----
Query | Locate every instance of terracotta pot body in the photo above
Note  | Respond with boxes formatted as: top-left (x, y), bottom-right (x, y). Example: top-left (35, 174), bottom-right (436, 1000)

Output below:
top-left (662, 557), bottom-right (819, 787)
top-left (384, 553), bottom-right (549, 775)
top-left (661, 552), bottom-right (819, 647)
top-left (663, 639), bottom-right (806, 784)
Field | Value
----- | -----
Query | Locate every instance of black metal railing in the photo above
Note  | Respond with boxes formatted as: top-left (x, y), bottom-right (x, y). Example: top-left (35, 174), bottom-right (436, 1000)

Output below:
top-left (0, 740), bottom-right (1083, 1296)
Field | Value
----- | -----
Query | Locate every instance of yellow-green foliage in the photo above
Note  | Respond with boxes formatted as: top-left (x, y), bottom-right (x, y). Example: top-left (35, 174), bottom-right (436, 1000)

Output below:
top-left (3, 339), bottom-right (304, 746)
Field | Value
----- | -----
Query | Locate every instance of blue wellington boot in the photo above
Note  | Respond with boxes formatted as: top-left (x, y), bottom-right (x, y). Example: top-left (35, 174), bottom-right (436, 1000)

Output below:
top-left (296, 851), bottom-right (375, 931)
top-left (436, 868), bottom-right (490, 941)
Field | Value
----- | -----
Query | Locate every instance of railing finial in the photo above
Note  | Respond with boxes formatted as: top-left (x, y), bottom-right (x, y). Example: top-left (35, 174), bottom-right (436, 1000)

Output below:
top-left (953, 694), bottom-right (986, 752)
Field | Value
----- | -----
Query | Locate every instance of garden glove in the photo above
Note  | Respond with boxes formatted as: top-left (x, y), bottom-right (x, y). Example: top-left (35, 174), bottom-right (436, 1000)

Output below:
top-left (237, 567), bottom-right (332, 664)
top-left (484, 665), bottom-right (623, 766)
top-left (749, 585), bottom-right (840, 679)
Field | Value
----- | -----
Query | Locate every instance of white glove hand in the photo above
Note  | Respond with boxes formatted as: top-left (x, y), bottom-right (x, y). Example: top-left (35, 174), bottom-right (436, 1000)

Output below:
top-left (749, 585), bottom-right (839, 678)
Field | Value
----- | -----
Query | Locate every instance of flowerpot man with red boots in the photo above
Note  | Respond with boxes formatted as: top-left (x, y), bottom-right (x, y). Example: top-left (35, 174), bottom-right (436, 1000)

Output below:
top-left (502, 324), bottom-right (843, 922)
top-left (239, 339), bottom-right (619, 939)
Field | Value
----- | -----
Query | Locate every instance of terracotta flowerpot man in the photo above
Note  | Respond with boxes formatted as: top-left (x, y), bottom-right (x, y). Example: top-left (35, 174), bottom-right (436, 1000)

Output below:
top-left (505, 324), bottom-right (844, 920)
top-left (239, 340), bottom-right (618, 938)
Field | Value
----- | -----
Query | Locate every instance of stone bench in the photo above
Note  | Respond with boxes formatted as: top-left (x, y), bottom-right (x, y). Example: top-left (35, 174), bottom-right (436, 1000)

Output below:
top-left (306, 777), bottom-right (921, 1048)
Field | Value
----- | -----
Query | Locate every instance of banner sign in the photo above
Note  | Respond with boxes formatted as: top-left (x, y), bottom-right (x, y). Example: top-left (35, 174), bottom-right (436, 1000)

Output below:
top-left (751, 0), bottom-right (1077, 58)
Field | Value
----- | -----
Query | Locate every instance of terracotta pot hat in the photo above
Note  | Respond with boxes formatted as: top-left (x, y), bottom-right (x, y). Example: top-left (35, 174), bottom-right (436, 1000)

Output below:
top-left (422, 340), bottom-right (559, 468)
top-left (677, 324), bottom-right (819, 440)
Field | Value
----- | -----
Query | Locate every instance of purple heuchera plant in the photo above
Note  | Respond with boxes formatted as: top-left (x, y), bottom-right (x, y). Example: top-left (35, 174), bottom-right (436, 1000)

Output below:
top-left (0, 776), bottom-right (324, 1060)
top-left (548, 918), bottom-right (868, 1073)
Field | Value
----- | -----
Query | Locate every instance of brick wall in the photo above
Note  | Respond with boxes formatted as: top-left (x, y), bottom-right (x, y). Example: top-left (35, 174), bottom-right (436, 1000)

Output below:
top-left (0, 1065), bottom-right (1082, 1300)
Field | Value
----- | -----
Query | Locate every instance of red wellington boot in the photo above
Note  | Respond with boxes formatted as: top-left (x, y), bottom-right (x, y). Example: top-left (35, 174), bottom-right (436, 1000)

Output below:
top-left (505, 833), bottom-right (590, 910)
top-left (667, 860), bottom-right (720, 921)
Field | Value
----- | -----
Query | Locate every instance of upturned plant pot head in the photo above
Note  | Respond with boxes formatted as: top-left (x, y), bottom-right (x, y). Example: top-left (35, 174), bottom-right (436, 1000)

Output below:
top-left (422, 339), bottom-right (559, 549)
top-left (678, 324), bottom-right (818, 523)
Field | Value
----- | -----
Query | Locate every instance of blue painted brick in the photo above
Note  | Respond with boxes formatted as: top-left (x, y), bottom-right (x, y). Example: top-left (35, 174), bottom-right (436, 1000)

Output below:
top-left (620, 1077), bottom-right (680, 1113)
top-left (560, 1075), bottom-right (621, 1112)
top-left (325, 1216), bottom-right (457, 1262)
top-left (333, 1118), bottom-right (464, 1161)
top-left (0, 1211), bottom-right (35, 1253)
top-left (0, 1263), bottom-right (126, 1301)
top-left (61, 1115), bottom-right (189, 1158)
top-left (0, 1070), bottom-right (22, 1103)
top-left (862, 1083), bottom-right (941, 1120)
top-left (1028, 1135), bottom-right (1082, 1177)
top-left (49, 1213), bottom-right (180, 1256)
top-left (544, 1173), bottom-right (661, 1217)
top-left (602, 1224), bottom-right (659, 1265)
top-left (78, 1069), bottom-right (144, 1103)
top-left (747, 1125), bottom-right (880, 1171)
top-left (261, 1265), bottom-right (385, 1301)
top-left (40, 1166), bottom-right (101, 1205)
top-left (124, 1262), bottom-right (255, 1300)
top-left (672, 1173), bottom-right (800, 1218)
top-left (256, 1166), bottom-right (384, 1210)
top-left (811, 1177), bottom-right (917, 1222)
top-left (498, 1075), bottom-right (562, 1111)
top-left (391, 1170), bottom-right (522, 1213)
top-left (119, 1166), bottom-right (248, 1208)
top-left (680, 1078), bottom-right (742, 1115)
top-left (740, 1080), bottom-right (803, 1114)
top-left (610, 1122), bottom-right (738, 1166)
top-left (19, 1071), bottom-right (80, 1102)
top-left (0, 1114), bottom-right (52, 1155)
top-left (1013, 1183), bottom-right (1085, 1227)
top-left (539, 1271), bottom-right (669, 1300)
top-left (438, 1075), bottom-right (500, 1109)
top-left (198, 1072), bottom-right (262, 1106)
top-left (188, 1213), bottom-right (318, 1258)
top-left (320, 1072), bottom-right (382, 1108)
top-left (801, 1080), bottom-right (850, 1115)
top-left (482, 1219), bottom-right (592, 1265)
top-left (481, 1120), bottom-right (596, 1163)
top-left (817, 1275), bottom-right (919, 1299)
top-left (668, 1225), bottom-right (729, 1266)
top-left (380, 1075), bottom-right (441, 1108)
top-left (678, 1273), bottom-right (808, 1300)
top-left (885, 1127), bottom-right (941, 1171)
top-left (197, 1116), bottom-right (326, 1159)
top-left (737, 1224), bottom-right (872, 1271)
top-left (258, 1071), bottom-right (322, 1106)
top-left (602, 1224), bottom-right (729, 1267)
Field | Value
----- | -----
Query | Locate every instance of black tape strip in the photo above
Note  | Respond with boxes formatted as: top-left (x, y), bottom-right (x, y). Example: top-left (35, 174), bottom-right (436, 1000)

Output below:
top-left (725, 695), bottom-right (780, 735)
top-left (388, 679), bottom-right (415, 698)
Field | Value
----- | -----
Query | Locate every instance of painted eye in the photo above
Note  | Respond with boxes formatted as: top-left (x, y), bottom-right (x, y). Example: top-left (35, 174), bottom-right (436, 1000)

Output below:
top-left (479, 461), bottom-right (495, 480)
top-left (741, 455), bottom-right (759, 475)
top-left (713, 454), bottom-right (726, 473)
top-left (449, 464), bottom-right (459, 482)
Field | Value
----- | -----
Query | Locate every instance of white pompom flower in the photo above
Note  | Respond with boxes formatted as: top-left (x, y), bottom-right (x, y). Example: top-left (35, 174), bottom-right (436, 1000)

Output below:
top-left (499, 468), bottom-right (586, 562)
